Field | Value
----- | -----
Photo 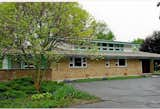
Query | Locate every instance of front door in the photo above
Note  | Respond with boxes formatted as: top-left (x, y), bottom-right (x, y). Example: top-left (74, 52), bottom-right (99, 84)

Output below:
top-left (142, 59), bottom-right (150, 73)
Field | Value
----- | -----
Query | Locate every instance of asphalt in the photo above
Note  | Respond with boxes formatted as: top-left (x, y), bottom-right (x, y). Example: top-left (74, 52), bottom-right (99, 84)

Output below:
top-left (71, 77), bottom-right (160, 108)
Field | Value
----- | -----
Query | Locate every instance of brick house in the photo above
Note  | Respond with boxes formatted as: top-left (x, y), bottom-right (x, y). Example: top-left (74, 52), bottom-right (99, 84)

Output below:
top-left (1, 38), bottom-right (160, 81)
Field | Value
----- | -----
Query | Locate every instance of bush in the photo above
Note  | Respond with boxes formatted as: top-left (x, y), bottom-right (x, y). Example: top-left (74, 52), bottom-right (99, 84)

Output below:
top-left (0, 90), bottom-right (27, 99)
top-left (26, 98), bottom-right (71, 108)
top-left (40, 81), bottom-right (64, 93)
top-left (31, 92), bottom-right (52, 101)
top-left (12, 77), bottom-right (34, 85)
top-left (154, 70), bottom-right (160, 74)
top-left (0, 79), bottom-right (97, 108)
top-left (0, 82), bottom-right (9, 92)
top-left (54, 84), bottom-right (96, 100)
top-left (0, 77), bottom-right (37, 99)
top-left (19, 85), bottom-right (37, 94)
top-left (53, 85), bottom-right (75, 100)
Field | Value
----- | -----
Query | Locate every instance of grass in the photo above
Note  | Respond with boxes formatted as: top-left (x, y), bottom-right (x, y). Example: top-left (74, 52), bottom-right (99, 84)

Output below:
top-left (73, 75), bottom-right (147, 83)
top-left (153, 70), bottom-right (160, 75)
top-left (0, 77), bottom-right (99, 108)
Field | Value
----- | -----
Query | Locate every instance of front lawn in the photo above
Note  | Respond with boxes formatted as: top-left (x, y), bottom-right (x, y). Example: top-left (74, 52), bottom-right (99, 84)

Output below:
top-left (0, 77), bottom-right (99, 108)
top-left (73, 75), bottom-right (147, 83)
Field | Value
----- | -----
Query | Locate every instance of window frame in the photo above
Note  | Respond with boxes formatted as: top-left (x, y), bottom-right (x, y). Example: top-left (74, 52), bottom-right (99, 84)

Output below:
top-left (69, 57), bottom-right (87, 68)
top-left (116, 59), bottom-right (127, 67)
top-left (23, 62), bottom-right (35, 69)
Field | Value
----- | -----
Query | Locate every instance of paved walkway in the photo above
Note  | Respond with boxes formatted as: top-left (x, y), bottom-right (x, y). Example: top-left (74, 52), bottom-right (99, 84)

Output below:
top-left (71, 77), bottom-right (160, 108)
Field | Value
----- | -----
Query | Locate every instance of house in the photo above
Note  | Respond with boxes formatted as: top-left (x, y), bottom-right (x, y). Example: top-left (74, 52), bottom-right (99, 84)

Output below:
top-left (1, 38), bottom-right (160, 81)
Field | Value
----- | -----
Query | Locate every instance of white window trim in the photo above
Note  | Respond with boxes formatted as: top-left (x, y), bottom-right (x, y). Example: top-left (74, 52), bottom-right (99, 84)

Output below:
top-left (105, 59), bottom-right (110, 68)
top-left (116, 59), bottom-right (127, 67)
top-left (69, 57), bottom-right (87, 68)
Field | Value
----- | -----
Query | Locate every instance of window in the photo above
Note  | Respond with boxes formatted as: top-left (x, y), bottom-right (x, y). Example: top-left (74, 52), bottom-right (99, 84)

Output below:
top-left (69, 57), bottom-right (87, 68)
top-left (109, 44), bottom-right (114, 51)
top-left (102, 43), bottom-right (107, 46)
top-left (109, 44), bottom-right (113, 47)
top-left (115, 44), bottom-right (120, 51)
top-left (117, 59), bottom-right (127, 67)
top-left (97, 43), bottom-right (101, 46)
top-left (74, 57), bottom-right (82, 66)
top-left (106, 60), bottom-right (110, 67)
top-left (23, 62), bottom-right (35, 69)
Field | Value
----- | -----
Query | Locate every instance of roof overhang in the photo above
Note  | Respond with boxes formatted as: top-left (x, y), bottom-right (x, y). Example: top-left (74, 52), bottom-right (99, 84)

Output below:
top-left (55, 50), bottom-right (160, 60)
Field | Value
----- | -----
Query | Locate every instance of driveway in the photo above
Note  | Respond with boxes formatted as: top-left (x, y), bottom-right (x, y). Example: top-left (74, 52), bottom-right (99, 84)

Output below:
top-left (71, 77), bottom-right (160, 108)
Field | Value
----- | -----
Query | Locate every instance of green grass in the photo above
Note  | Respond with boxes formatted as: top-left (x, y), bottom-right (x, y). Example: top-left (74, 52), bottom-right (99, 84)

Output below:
top-left (73, 75), bottom-right (147, 83)
top-left (153, 70), bottom-right (160, 75)
top-left (0, 77), bottom-right (98, 108)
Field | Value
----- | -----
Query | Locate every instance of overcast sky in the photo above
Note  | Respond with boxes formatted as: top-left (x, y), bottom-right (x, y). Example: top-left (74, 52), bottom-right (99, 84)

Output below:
top-left (79, 0), bottom-right (160, 42)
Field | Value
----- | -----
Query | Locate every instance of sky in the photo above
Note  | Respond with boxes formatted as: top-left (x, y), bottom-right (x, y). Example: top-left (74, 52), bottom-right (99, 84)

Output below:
top-left (79, 0), bottom-right (160, 42)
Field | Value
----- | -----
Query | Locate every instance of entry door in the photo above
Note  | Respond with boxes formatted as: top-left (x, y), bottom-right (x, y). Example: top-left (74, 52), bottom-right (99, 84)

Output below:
top-left (142, 60), bottom-right (150, 73)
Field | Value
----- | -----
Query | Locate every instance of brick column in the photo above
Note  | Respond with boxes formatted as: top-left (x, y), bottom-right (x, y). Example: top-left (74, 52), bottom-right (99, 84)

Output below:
top-left (150, 59), bottom-right (154, 73)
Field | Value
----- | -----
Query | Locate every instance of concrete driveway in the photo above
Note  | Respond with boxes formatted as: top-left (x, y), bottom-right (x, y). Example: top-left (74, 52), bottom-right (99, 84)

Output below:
top-left (72, 77), bottom-right (160, 108)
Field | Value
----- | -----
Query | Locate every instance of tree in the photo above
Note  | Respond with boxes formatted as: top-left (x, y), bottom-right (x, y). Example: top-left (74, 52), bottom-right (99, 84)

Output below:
top-left (0, 2), bottom-right (96, 91)
top-left (94, 21), bottom-right (115, 40)
top-left (140, 31), bottom-right (160, 54)
top-left (132, 38), bottom-right (144, 44)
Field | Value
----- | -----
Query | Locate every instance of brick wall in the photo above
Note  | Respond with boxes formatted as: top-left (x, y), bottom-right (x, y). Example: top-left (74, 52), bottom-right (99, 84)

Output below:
top-left (52, 59), bottom-right (142, 80)
top-left (0, 69), bottom-right (52, 81)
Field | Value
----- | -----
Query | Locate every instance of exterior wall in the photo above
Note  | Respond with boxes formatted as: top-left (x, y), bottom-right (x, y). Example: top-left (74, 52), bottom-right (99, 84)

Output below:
top-left (0, 69), bottom-right (52, 81)
top-left (124, 45), bottom-right (132, 52)
top-left (52, 58), bottom-right (142, 80)
top-left (150, 59), bottom-right (154, 73)
top-left (0, 55), bottom-right (47, 70)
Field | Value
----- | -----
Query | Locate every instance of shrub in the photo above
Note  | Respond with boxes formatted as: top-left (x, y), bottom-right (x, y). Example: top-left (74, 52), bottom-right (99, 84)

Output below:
top-left (0, 77), bottom-right (37, 99)
top-left (19, 85), bottom-right (37, 94)
top-left (53, 84), bottom-right (96, 100)
top-left (154, 70), bottom-right (160, 74)
top-left (31, 92), bottom-right (53, 101)
top-left (0, 90), bottom-right (27, 99)
top-left (53, 85), bottom-right (75, 100)
top-left (10, 77), bottom-right (34, 86)
top-left (40, 81), bottom-right (64, 93)
top-left (0, 82), bottom-right (9, 92)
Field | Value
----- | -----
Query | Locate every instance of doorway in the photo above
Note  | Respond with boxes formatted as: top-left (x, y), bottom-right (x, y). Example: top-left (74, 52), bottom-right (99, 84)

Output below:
top-left (142, 59), bottom-right (150, 73)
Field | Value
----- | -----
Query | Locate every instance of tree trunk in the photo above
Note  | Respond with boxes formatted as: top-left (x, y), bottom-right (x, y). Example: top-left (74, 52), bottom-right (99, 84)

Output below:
top-left (34, 69), bottom-right (41, 92)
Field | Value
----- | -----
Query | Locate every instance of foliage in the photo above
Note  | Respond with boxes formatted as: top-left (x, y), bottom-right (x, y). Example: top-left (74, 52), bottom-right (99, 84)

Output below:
top-left (53, 84), bottom-right (95, 100)
top-left (132, 38), bottom-right (144, 44)
top-left (0, 90), bottom-right (27, 99)
top-left (0, 77), bottom-right (37, 100)
top-left (40, 81), bottom-right (64, 93)
top-left (31, 92), bottom-right (52, 100)
top-left (0, 2), bottom-right (97, 91)
top-left (0, 77), bottom-right (98, 108)
top-left (0, 97), bottom-right (72, 108)
top-left (140, 31), bottom-right (160, 54)
top-left (94, 21), bottom-right (115, 40)
top-left (153, 70), bottom-right (160, 75)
